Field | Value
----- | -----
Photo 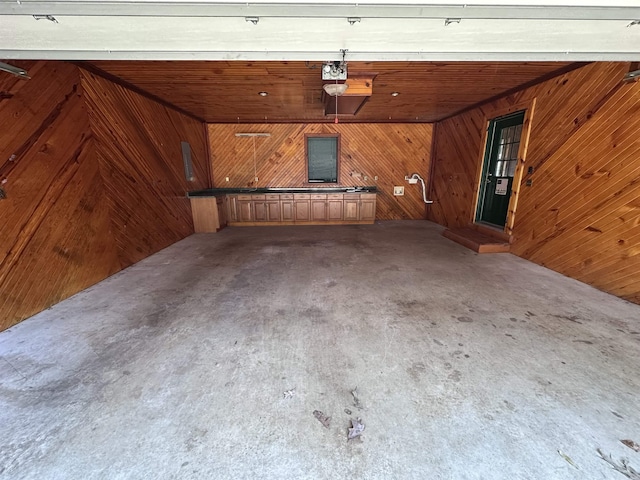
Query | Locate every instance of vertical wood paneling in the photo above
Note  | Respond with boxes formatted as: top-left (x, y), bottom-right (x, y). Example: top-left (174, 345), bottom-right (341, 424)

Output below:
top-left (208, 123), bottom-right (433, 220)
top-left (0, 61), bottom-right (120, 330)
top-left (81, 70), bottom-right (209, 268)
top-left (429, 62), bottom-right (640, 304)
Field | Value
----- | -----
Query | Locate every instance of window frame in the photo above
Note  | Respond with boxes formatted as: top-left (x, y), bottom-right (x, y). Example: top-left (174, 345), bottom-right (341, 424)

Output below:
top-left (304, 133), bottom-right (341, 184)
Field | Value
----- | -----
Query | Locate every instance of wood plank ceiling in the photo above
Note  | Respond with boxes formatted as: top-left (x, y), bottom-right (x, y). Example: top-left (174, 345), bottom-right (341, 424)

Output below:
top-left (89, 61), bottom-right (575, 123)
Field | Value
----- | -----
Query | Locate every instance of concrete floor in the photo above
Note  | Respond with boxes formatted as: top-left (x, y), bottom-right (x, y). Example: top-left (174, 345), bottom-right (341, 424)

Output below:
top-left (1, 221), bottom-right (639, 479)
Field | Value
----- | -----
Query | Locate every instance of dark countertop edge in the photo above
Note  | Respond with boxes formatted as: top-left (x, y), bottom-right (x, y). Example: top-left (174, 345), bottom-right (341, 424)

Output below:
top-left (187, 187), bottom-right (378, 197)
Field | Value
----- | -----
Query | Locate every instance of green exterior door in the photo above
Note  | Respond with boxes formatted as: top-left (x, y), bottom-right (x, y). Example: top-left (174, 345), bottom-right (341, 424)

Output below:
top-left (476, 111), bottom-right (525, 227)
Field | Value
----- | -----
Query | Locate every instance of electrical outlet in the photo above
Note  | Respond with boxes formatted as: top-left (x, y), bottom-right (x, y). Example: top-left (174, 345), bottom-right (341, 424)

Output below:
top-left (254, 177), bottom-right (259, 182)
top-left (225, 176), bottom-right (229, 182)
top-left (363, 175), bottom-right (368, 181)
top-left (374, 176), bottom-right (378, 181)
top-left (393, 186), bottom-right (404, 196)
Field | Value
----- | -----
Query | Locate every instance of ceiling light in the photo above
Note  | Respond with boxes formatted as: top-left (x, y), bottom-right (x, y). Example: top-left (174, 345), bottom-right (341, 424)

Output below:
top-left (258, 91), bottom-right (268, 96)
top-left (444, 18), bottom-right (461, 26)
top-left (391, 91), bottom-right (400, 97)
top-left (0, 61), bottom-right (30, 79)
top-left (245, 16), bottom-right (259, 25)
top-left (347, 17), bottom-right (361, 26)
top-left (323, 83), bottom-right (349, 96)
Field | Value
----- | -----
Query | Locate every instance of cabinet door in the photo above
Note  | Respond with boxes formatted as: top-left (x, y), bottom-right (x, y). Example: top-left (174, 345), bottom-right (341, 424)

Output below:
top-left (266, 201), bottom-right (281, 221)
top-left (281, 201), bottom-right (294, 221)
top-left (310, 200), bottom-right (327, 221)
top-left (327, 199), bottom-right (343, 221)
top-left (238, 200), bottom-right (253, 222)
top-left (343, 196), bottom-right (360, 221)
top-left (359, 196), bottom-right (376, 221)
top-left (294, 200), bottom-right (310, 221)
top-left (359, 200), bottom-right (376, 221)
top-left (227, 195), bottom-right (238, 222)
top-left (254, 201), bottom-right (267, 221)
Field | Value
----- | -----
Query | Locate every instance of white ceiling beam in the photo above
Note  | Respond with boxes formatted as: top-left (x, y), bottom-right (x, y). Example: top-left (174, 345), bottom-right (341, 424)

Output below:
top-left (2, 2), bottom-right (639, 61)
top-left (1, 2), bottom-right (639, 20)
top-left (4, 50), bottom-right (639, 62)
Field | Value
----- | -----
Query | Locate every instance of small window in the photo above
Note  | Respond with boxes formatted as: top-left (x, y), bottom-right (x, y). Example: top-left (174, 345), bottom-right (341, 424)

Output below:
top-left (306, 134), bottom-right (340, 183)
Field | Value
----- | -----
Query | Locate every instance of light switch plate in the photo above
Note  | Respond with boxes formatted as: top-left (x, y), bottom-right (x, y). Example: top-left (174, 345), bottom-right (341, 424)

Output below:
top-left (393, 186), bottom-right (404, 196)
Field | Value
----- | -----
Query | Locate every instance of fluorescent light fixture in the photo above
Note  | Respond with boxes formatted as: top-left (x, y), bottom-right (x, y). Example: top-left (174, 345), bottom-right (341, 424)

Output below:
top-left (235, 133), bottom-right (271, 137)
top-left (0, 62), bottom-right (30, 79)
top-left (623, 69), bottom-right (640, 81)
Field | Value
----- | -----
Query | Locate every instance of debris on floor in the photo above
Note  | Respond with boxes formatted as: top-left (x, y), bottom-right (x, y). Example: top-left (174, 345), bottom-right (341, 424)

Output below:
top-left (557, 450), bottom-right (579, 469)
top-left (313, 410), bottom-right (331, 428)
top-left (351, 387), bottom-right (364, 410)
top-left (283, 389), bottom-right (295, 399)
top-left (596, 448), bottom-right (640, 479)
top-left (344, 408), bottom-right (352, 415)
top-left (622, 440), bottom-right (640, 453)
top-left (348, 418), bottom-right (365, 441)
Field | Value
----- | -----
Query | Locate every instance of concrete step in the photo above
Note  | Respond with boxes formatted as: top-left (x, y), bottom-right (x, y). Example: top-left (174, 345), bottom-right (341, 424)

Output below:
top-left (442, 227), bottom-right (511, 254)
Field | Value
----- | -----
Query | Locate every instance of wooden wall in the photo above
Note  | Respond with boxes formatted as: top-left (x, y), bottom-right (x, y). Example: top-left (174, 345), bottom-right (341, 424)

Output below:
top-left (0, 61), bottom-right (119, 330)
top-left (208, 123), bottom-right (433, 220)
top-left (0, 61), bottom-right (208, 331)
top-left (80, 71), bottom-right (209, 267)
top-left (429, 62), bottom-right (640, 304)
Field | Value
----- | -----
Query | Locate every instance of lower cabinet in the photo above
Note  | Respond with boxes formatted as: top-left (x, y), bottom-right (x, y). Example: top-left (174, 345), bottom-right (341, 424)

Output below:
top-left (343, 196), bottom-right (360, 221)
top-left (237, 195), bottom-right (254, 222)
top-left (310, 194), bottom-right (327, 221)
top-left (294, 194), bottom-right (311, 221)
top-left (327, 194), bottom-right (344, 221)
top-left (359, 194), bottom-right (376, 221)
top-left (202, 191), bottom-right (376, 229)
top-left (265, 194), bottom-right (281, 222)
top-left (281, 195), bottom-right (294, 221)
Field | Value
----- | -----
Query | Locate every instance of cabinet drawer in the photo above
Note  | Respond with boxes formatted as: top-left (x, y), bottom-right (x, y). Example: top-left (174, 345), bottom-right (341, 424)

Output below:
top-left (327, 194), bottom-right (343, 200)
top-left (237, 194), bottom-right (253, 201)
top-left (265, 194), bottom-right (280, 200)
top-left (310, 194), bottom-right (327, 200)
top-left (280, 194), bottom-right (294, 200)
top-left (250, 194), bottom-right (266, 200)
top-left (360, 193), bottom-right (377, 200)
top-left (294, 194), bottom-right (311, 199)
